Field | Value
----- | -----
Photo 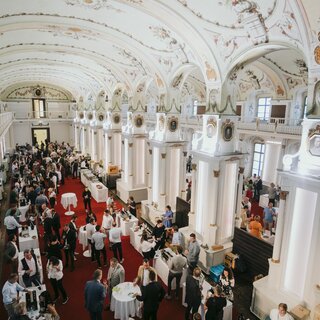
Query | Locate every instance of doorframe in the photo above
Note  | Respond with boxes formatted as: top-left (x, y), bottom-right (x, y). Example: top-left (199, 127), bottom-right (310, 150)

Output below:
top-left (31, 127), bottom-right (50, 145)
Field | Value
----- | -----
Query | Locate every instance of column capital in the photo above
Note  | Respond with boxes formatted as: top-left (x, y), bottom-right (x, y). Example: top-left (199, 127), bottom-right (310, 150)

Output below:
top-left (148, 149), bottom-right (152, 155)
top-left (108, 136), bottom-right (112, 140)
top-left (271, 258), bottom-right (280, 263)
top-left (183, 151), bottom-right (188, 157)
top-left (239, 167), bottom-right (244, 174)
top-left (191, 163), bottom-right (197, 171)
top-left (213, 170), bottom-right (220, 178)
top-left (161, 153), bottom-right (166, 159)
top-left (129, 143), bottom-right (133, 148)
top-left (280, 191), bottom-right (289, 201)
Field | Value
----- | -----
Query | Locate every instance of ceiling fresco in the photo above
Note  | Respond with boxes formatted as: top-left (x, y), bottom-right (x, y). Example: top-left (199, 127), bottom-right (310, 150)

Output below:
top-left (0, 0), bottom-right (317, 102)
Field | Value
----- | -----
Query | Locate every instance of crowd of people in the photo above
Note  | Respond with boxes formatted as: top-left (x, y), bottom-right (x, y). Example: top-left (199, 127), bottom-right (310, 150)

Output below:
top-left (1, 141), bottom-right (290, 320)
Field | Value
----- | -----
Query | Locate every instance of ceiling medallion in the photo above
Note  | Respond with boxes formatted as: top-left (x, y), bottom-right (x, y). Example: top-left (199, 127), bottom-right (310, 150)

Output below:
top-left (314, 46), bottom-right (320, 65)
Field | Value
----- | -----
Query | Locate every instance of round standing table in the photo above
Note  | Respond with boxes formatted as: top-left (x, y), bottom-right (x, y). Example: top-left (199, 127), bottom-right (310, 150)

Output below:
top-left (78, 226), bottom-right (91, 257)
top-left (61, 192), bottom-right (78, 216)
top-left (110, 282), bottom-right (142, 320)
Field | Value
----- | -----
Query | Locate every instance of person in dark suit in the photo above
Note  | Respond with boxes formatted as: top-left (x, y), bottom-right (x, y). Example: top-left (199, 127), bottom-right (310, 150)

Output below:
top-left (72, 159), bottom-right (79, 179)
top-left (84, 269), bottom-right (107, 320)
top-left (254, 176), bottom-right (263, 201)
top-left (4, 234), bottom-right (19, 272)
top-left (61, 224), bottom-right (76, 271)
top-left (82, 187), bottom-right (92, 212)
top-left (136, 269), bottom-right (165, 320)
top-left (185, 267), bottom-right (202, 320)
top-left (205, 285), bottom-right (227, 320)
top-left (51, 209), bottom-right (61, 241)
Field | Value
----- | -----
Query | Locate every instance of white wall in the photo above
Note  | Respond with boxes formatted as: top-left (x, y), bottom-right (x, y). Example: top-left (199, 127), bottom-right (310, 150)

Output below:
top-left (11, 121), bottom-right (72, 146)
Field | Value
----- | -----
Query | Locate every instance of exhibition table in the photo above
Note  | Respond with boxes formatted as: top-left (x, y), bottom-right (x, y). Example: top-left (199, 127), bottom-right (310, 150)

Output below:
top-left (61, 192), bottom-right (77, 216)
top-left (19, 227), bottom-right (39, 251)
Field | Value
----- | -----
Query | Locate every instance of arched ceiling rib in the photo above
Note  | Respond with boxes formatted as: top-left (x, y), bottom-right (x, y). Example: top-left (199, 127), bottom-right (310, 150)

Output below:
top-left (0, 0), bottom-right (317, 101)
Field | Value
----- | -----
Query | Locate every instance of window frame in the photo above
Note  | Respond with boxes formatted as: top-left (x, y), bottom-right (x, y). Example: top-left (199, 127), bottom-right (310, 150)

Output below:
top-left (32, 98), bottom-right (46, 119)
top-left (257, 97), bottom-right (271, 121)
top-left (252, 143), bottom-right (265, 177)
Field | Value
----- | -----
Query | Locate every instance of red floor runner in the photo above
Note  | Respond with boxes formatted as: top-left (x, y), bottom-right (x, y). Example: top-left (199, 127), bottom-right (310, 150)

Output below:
top-left (1, 177), bottom-right (186, 319)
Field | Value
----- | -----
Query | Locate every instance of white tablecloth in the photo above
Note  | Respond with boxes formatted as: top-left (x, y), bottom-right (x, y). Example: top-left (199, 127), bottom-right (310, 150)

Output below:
top-left (61, 192), bottom-right (77, 213)
top-left (120, 214), bottom-right (139, 236)
top-left (129, 228), bottom-right (143, 254)
top-left (259, 194), bottom-right (269, 208)
top-left (78, 226), bottom-right (88, 249)
top-left (20, 284), bottom-right (46, 319)
top-left (19, 227), bottom-right (39, 251)
top-left (110, 282), bottom-right (141, 320)
top-left (182, 280), bottom-right (233, 320)
top-left (154, 248), bottom-right (187, 289)
top-left (18, 248), bottom-right (43, 285)
top-left (90, 182), bottom-right (108, 203)
top-left (19, 204), bottom-right (30, 223)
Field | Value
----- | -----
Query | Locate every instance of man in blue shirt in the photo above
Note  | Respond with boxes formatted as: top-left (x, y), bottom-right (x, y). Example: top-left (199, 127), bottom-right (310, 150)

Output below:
top-left (263, 202), bottom-right (276, 231)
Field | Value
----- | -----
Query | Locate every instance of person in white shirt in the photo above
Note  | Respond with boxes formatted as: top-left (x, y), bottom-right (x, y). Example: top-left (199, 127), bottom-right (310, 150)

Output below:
top-left (106, 194), bottom-right (114, 210)
top-left (101, 209), bottom-right (114, 238)
top-left (47, 256), bottom-right (69, 304)
top-left (109, 222), bottom-right (123, 263)
top-left (92, 225), bottom-right (107, 268)
top-left (139, 231), bottom-right (156, 261)
top-left (18, 249), bottom-right (41, 287)
top-left (2, 273), bottom-right (29, 319)
top-left (4, 211), bottom-right (21, 236)
top-left (270, 303), bottom-right (294, 320)
top-left (86, 218), bottom-right (97, 262)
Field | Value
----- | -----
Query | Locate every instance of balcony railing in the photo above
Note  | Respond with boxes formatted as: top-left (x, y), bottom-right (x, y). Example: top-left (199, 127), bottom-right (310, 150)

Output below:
top-left (237, 117), bottom-right (302, 136)
top-left (13, 110), bottom-right (73, 120)
top-left (0, 112), bottom-right (13, 136)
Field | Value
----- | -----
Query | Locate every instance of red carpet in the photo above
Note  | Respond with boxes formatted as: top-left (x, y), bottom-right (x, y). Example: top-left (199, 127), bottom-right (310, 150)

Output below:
top-left (1, 177), bottom-right (186, 319)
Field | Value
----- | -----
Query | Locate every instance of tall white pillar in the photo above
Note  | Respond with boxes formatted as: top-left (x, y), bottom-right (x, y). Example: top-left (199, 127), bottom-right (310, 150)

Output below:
top-left (272, 191), bottom-right (288, 262)
top-left (158, 152), bottom-right (167, 209)
top-left (235, 166), bottom-right (245, 227)
top-left (181, 151), bottom-right (188, 200)
top-left (188, 163), bottom-right (197, 230)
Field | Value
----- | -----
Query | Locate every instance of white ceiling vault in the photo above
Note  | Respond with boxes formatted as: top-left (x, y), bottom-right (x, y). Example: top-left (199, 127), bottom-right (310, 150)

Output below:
top-left (0, 0), bottom-right (318, 105)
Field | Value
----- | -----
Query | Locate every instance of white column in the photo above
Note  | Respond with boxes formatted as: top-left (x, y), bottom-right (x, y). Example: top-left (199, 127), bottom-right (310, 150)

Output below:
top-left (181, 151), bottom-right (188, 200)
top-left (127, 141), bottom-right (133, 188)
top-left (147, 146), bottom-right (153, 200)
top-left (272, 191), bottom-right (288, 262)
top-left (74, 125), bottom-right (79, 151)
top-left (262, 142), bottom-right (281, 184)
top-left (158, 151), bottom-right (167, 210)
top-left (188, 163), bottom-right (197, 230)
top-left (235, 166), bottom-right (245, 227)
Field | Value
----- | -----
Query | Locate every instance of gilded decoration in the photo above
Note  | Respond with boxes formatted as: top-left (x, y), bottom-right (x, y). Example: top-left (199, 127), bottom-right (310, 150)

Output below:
top-left (167, 116), bottom-right (179, 132)
top-left (221, 119), bottom-right (234, 141)
top-left (308, 125), bottom-right (320, 157)
top-left (314, 46), bottom-right (320, 65)
top-left (79, 112), bottom-right (84, 119)
top-left (134, 114), bottom-right (144, 128)
top-left (206, 117), bottom-right (217, 138)
top-left (87, 112), bottom-right (93, 120)
top-left (97, 113), bottom-right (104, 121)
top-left (113, 113), bottom-right (121, 124)
top-left (6, 85), bottom-right (71, 101)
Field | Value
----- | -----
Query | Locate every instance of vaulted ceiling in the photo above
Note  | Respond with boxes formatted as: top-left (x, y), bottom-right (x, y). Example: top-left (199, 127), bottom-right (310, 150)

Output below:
top-left (0, 0), bottom-right (318, 102)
